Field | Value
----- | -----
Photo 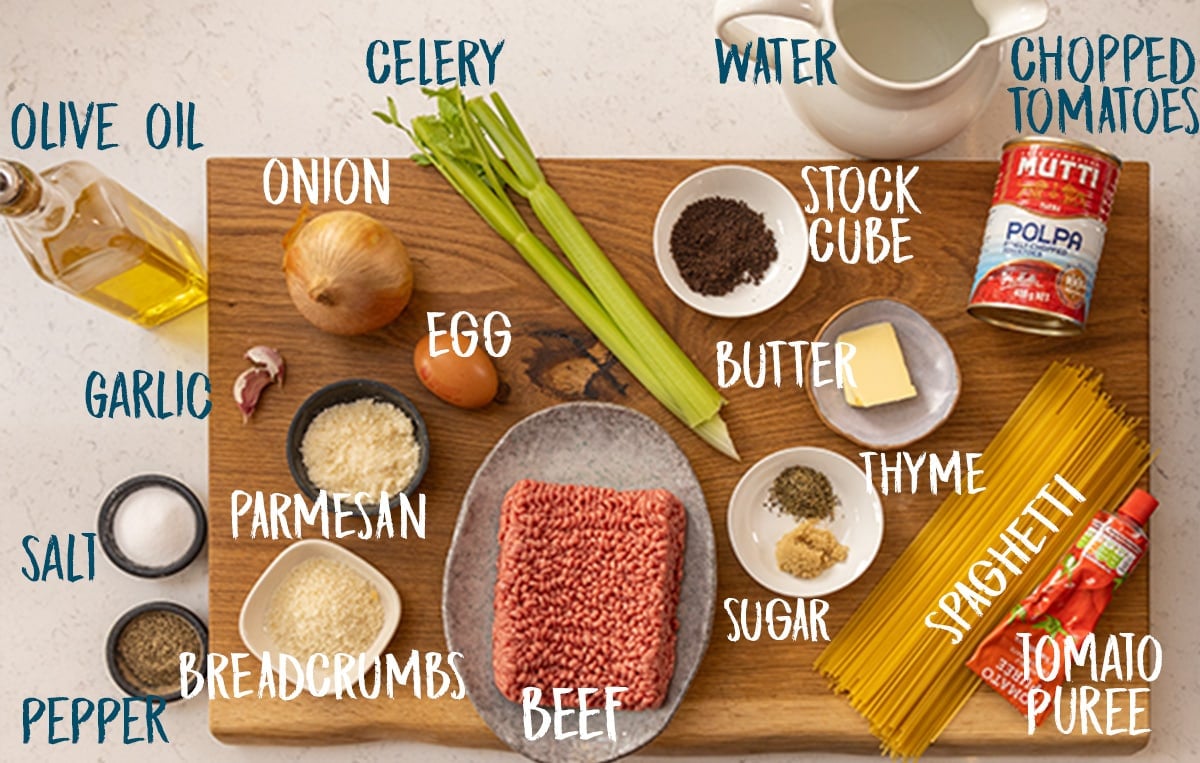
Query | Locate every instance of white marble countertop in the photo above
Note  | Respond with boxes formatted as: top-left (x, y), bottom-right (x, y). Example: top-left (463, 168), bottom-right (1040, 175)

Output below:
top-left (1, 1), bottom-right (1197, 761)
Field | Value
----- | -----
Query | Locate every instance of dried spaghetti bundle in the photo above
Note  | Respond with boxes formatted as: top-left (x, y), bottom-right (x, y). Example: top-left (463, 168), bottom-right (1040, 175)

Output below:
top-left (816, 362), bottom-right (1151, 759)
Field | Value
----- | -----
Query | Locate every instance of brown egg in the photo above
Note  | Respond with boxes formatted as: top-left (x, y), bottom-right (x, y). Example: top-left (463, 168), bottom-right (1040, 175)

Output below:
top-left (413, 334), bottom-right (500, 409)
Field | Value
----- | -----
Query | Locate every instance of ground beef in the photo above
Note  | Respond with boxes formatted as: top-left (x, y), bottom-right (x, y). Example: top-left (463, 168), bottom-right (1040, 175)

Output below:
top-left (492, 479), bottom-right (687, 711)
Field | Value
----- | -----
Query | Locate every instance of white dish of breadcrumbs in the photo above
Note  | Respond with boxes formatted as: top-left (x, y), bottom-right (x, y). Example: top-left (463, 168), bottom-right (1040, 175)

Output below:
top-left (239, 539), bottom-right (401, 695)
top-left (727, 446), bottom-right (883, 597)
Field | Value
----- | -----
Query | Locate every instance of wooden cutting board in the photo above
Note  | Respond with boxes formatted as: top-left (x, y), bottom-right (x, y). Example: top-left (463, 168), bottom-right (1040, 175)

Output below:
top-left (207, 158), bottom-right (1150, 754)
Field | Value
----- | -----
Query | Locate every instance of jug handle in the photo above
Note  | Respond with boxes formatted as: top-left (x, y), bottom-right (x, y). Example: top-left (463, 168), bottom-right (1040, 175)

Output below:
top-left (714, 0), bottom-right (824, 49)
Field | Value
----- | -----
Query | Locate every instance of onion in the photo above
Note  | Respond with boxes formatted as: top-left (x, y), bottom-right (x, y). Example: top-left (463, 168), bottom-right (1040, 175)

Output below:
top-left (282, 210), bottom-right (414, 335)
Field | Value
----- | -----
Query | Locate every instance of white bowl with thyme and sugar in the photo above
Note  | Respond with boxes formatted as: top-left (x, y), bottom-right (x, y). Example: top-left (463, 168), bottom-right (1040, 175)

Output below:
top-left (728, 446), bottom-right (882, 598)
top-left (239, 539), bottom-right (400, 696)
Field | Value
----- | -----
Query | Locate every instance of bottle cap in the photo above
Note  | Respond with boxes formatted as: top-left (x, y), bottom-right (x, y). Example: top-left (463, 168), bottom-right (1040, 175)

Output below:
top-left (0, 161), bottom-right (22, 206)
top-left (1116, 488), bottom-right (1158, 526)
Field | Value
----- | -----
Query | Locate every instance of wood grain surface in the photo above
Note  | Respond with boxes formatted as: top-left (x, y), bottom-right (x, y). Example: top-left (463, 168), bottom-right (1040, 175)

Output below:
top-left (207, 158), bottom-right (1150, 754)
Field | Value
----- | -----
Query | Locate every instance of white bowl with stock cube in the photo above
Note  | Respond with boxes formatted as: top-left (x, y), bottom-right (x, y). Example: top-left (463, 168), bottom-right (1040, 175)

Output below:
top-left (653, 164), bottom-right (808, 318)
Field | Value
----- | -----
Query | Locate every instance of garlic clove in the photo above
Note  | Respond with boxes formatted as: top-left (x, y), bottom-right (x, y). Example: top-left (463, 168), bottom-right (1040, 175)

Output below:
top-left (245, 345), bottom-right (285, 386)
top-left (233, 367), bottom-right (275, 424)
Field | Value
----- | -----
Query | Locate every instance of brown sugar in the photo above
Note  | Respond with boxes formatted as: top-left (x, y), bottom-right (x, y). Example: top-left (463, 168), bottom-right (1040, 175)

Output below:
top-left (775, 520), bottom-right (848, 578)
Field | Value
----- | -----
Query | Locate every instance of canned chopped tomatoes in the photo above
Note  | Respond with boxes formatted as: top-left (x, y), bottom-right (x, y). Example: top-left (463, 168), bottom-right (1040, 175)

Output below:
top-left (968, 137), bottom-right (1122, 336)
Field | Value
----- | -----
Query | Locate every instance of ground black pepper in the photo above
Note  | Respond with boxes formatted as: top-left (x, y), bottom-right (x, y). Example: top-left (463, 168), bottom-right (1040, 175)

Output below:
top-left (115, 610), bottom-right (202, 695)
top-left (669, 196), bottom-right (778, 296)
top-left (767, 466), bottom-right (838, 521)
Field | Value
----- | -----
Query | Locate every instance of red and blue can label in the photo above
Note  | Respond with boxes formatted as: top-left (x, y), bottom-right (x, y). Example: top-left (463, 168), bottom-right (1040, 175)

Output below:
top-left (969, 137), bottom-right (1122, 336)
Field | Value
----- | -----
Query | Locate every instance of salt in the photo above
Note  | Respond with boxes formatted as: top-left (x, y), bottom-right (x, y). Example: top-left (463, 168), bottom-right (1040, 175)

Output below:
top-left (112, 485), bottom-right (197, 568)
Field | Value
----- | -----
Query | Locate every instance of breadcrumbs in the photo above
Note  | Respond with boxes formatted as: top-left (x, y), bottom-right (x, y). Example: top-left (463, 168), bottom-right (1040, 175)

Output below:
top-left (775, 520), bottom-right (848, 578)
top-left (265, 557), bottom-right (383, 658)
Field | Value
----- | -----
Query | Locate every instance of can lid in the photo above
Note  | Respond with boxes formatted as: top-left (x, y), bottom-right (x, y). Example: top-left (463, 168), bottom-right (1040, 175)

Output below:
top-left (967, 303), bottom-right (1085, 336)
top-left (1116, 488), bottom-right (1158, 526)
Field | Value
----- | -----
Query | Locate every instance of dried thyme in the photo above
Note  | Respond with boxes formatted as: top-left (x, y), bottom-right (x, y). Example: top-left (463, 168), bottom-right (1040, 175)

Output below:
top-left (766, 466), bottom-right (838, 521)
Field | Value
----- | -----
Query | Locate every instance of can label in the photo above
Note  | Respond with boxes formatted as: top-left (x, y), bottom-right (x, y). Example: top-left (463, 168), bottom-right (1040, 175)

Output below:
top-left (991, 140), bottom-right (1121, 223)
top-left (983, 207), bottom-right (1107, 263)
top-left (969, 257), bottom-right (1089, 324)
top-left (969, 138), bottom-right (1121, 333)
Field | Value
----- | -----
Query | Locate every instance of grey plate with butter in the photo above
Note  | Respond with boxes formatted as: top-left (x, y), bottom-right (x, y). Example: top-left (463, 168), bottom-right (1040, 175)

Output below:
top-left (809, 297), bottom-right (960, 449)
top-left (443, 402), bottom-right (715, 763)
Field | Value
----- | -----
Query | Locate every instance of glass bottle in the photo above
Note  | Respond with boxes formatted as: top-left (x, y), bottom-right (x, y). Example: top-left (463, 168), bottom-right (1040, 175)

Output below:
top-left (0, 159), bottom-right (207, 327)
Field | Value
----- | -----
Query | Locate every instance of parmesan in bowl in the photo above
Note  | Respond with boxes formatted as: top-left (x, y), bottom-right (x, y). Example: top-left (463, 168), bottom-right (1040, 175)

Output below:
top-left (238, 539), bottom-right (401, 696)
top-left (286, 379), bottom-right (430, 514)
top-left (301, 398), bottom-right (421, 496)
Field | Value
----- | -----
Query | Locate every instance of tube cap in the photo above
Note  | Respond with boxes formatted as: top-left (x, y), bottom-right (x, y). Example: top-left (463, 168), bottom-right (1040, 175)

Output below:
top-left (1116, 488), bottom-right (1158, 526)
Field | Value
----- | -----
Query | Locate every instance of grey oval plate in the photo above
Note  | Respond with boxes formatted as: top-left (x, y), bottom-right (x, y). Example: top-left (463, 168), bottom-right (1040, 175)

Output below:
top-left (443, 402), bottom-right (716, 763)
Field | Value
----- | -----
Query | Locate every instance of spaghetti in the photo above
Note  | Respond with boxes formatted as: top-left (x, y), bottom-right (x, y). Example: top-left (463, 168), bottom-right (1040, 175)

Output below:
top-left (815, 361), bottom-right (1151, 759)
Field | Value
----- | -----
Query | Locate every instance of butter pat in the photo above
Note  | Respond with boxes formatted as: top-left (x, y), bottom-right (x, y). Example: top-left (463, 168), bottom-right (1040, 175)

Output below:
top-left (838, 322), bottom-right (917, 408)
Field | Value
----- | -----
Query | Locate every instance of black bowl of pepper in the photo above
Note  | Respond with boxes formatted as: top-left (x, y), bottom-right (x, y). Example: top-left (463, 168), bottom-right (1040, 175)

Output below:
top-left (105, 601), bottom-right (208, 702)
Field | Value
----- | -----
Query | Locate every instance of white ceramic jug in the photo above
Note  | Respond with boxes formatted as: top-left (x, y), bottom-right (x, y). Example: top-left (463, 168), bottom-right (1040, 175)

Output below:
top-left (714, 0), bottom-right (1048, 158)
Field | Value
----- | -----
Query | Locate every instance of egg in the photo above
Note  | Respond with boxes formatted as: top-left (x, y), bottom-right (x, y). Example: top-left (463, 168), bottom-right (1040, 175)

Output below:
top-left (413, 335), bottom-right (500, 409)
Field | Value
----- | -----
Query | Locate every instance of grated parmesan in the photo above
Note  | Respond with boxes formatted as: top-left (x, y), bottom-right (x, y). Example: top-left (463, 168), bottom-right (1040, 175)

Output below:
top-left (300, 398), bottom-right (421, 495)
top-left (265, 557), bottom-right (384, 658)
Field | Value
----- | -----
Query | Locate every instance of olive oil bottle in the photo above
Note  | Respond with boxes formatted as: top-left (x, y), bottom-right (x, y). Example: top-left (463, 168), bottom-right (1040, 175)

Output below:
top-left (0, 160), bottom-right (207, 327)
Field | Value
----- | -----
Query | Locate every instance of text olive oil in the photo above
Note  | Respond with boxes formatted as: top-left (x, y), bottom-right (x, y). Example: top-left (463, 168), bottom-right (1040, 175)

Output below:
top-left (0, 160), bottom-right (206, 327)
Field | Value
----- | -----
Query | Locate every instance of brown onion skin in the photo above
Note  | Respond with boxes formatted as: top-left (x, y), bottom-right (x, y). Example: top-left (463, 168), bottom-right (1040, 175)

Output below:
top-left (283, 210), bottom-right (414, 335)
top-left (413, 334), bottom-right (499, 409)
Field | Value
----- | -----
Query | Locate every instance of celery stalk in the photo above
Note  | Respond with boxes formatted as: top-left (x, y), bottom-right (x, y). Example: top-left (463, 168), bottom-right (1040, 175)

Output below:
top-left (526, 183), bottom-right (724, 423)
top-left (374, 88), bottom-right (738, 460)
top-left (466, 97), bottom-right (724, 427)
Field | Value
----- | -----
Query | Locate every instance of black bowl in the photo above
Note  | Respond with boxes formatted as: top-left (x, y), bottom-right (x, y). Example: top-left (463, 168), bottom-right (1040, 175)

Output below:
top-left (97, 474), bottom-right (206, 578)
top-left (105, 601), bottom-right (208, 702)
top-left (286, 378), bottom-right (430, 515)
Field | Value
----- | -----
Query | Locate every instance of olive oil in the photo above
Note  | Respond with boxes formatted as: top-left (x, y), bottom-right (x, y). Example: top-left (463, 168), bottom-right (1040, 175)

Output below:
top-left (0, 160), bottom-right (206, 327)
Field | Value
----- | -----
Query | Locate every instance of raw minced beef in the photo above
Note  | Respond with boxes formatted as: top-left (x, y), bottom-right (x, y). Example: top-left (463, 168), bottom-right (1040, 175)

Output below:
top-left (492, 479), bottom-right (686, 711)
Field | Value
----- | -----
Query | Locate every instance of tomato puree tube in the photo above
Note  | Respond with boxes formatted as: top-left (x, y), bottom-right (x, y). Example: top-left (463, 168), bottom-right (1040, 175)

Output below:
top-left (966, 489), bottom-right (1157, 724)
